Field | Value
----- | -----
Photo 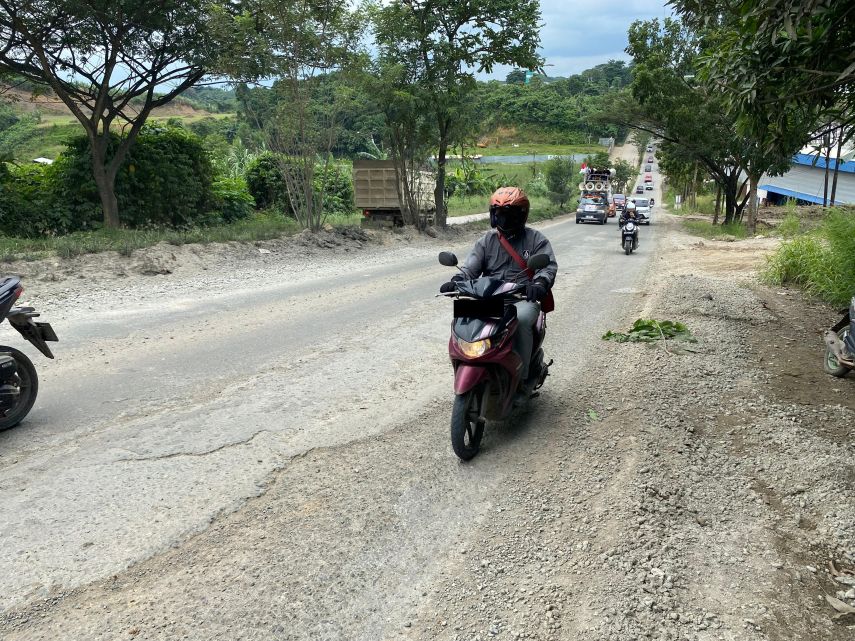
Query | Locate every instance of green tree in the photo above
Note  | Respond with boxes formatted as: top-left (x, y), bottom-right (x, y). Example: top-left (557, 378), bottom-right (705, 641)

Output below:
top-left (373, 0), bottom-right (543, 227)
top-left (230, 0), bottom-right (366, 231)
top-left (669, 0), bottom-right (851, 219)
top-left (0, 0), bottom-right (230, 228)
top-left (364, 61), bottom-right (435, 227)
top-left (670, 0), bottom-right (854, 143)
top-left (506, 69), bottom-right (527, 85)
top-left (611, 159), bottom-right (634, 194)
top-left (604, 17), bottom-right (809, 225)
top-left (544, 156), bottom-right (575, 209)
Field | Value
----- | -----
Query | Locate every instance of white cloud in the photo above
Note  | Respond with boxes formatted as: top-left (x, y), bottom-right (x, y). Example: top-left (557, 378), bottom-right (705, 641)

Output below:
top-left (479, 0), bottom-right (672, 79)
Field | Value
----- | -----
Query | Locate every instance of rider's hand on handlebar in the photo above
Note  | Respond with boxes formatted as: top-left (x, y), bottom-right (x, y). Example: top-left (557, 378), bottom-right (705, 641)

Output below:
top-left (526, 279), bottom-right (549, 302)
top-left (440, 281), bottom-right (458, 293)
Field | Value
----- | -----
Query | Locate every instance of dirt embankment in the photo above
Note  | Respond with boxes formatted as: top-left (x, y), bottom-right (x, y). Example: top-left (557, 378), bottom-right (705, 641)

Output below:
top-left (1, 86), bottom-right (218, 119)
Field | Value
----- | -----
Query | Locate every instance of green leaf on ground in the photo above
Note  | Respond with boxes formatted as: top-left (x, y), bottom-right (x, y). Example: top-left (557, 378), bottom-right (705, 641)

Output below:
top-left (587, 409), bottom-right (600, 421)
top-left (602, 319), bottom-right (697, 343)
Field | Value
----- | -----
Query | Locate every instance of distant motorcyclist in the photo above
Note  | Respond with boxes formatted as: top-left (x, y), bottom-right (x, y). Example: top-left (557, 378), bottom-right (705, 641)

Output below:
top-left (440, 187), bottom-right (557, 389)
top-left (620, 200), bottom-right (637, 227)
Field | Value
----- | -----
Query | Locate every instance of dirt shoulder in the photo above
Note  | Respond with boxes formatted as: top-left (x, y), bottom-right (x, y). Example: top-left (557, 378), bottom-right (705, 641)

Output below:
top-left (405, 213), bottom-right (855, 640)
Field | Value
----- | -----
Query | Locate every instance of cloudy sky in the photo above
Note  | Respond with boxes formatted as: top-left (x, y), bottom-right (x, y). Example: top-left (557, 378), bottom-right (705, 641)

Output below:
top-left (483, 0), bottom-right (673, 80)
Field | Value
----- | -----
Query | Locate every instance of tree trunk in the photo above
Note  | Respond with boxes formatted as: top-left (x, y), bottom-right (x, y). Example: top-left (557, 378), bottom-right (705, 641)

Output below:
top-left (713, 183), bottom-right (722, 225)
top-left (90, 138), bottom-right (120, 228)
top-left (830, 128), bottom-right (844, 206)
top-left (691, 161), bottom-right (698, 209)
top-left (434, 135), bottom-right (449, 228)
top-left (722, 174), bottom-right (738, 225)
top-left (822, 139), bottom-right (832, 206)
top-left (746, 172), bottom-right (759, 235)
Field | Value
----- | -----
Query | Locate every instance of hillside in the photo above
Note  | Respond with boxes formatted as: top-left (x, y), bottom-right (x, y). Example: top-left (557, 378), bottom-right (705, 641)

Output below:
top-left (0, 84), bottom-right (236, 161)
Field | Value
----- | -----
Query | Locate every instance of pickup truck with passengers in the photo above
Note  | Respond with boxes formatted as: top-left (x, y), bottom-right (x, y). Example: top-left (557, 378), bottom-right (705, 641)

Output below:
top-left (576, 168), bottom-right (614, 225)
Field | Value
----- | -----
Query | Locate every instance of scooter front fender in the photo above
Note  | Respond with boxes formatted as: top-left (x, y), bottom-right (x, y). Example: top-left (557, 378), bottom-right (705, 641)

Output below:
top-left (454, 364), bottom-right (490, 396)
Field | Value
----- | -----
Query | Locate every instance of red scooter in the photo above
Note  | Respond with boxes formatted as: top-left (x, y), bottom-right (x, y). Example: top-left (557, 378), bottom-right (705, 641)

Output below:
top-left (438, 251), bottom-right (552, 460)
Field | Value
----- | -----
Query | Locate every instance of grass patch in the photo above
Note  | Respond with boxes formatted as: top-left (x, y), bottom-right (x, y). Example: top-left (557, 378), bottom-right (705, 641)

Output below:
top-left (763, 208), bottom-right (855, 306)
top-left (0, 211), bottom-right (361, 262)
top-left (461, 143), bottom-right (599, 157)
top-left (10, 122), bottom-right (82, 160)
top-left (682, 220), bottom-right (749, 240)
top-left (665, 187), bottom-right (717, 217)
top-left (447, 195), bottom-right (488, 217)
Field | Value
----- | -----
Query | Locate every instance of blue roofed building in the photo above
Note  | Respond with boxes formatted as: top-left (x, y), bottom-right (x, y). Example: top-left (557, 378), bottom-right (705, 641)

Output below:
top-left (758, 144), bottom-right (855, 206)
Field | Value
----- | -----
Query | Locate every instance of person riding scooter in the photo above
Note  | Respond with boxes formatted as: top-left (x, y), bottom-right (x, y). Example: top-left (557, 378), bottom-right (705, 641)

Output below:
top-left (619, 201), bottom-right (638, 226)
top-left (440, 187), bottom-right (557, 393)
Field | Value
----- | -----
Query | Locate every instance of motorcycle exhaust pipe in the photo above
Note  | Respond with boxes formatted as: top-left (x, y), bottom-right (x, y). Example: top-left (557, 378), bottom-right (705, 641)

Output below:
top-left (824, 330), bottom-right (855, 366)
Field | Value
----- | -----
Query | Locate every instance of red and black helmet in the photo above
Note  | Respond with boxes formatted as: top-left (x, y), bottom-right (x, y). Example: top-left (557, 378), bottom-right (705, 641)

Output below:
top-left (489, 187), bottom-right (530, 235)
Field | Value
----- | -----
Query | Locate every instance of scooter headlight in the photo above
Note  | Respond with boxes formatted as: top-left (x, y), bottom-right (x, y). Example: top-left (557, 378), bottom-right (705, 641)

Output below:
top-left (457, 337), bottom-right (491, 358)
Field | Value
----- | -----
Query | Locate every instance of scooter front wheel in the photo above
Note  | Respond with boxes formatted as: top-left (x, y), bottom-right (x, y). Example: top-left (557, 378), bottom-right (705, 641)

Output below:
top-left (451, 387), bottom-right (485, 461)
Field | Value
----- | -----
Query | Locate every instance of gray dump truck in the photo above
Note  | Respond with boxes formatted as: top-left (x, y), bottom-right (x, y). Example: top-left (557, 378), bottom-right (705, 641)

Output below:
top-left (353, 159), bottom-right (435, 228)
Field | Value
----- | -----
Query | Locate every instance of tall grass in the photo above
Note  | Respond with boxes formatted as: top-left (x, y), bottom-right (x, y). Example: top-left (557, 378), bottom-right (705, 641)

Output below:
top-left (764, 209), bottom-right (855, 306)
top-left (665, 187), bottom-right (717, 217)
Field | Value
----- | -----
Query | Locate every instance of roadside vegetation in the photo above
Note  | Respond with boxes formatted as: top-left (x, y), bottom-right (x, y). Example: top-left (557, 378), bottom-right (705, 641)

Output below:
top-left (0, 0), bottom-right (633, 251)
top-left (764, 208), bottom-right (855, 307)
top-left (606, 4), bottom-right (853, 235)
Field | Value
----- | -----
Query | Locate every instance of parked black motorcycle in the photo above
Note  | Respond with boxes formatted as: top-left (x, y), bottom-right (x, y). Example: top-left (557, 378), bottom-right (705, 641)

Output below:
top-left (823, 297), bottom-right (855, 377)
top-left (0, 277), bottom-right (58, 430)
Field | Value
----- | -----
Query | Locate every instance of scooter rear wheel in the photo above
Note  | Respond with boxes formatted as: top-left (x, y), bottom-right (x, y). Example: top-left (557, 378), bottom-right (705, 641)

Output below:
top-left (824, 327), bottom-right (852, 378)
top-left (451, 387), bottom-right (485, 461)
top-left (0, 346), bottom-right (38, 431)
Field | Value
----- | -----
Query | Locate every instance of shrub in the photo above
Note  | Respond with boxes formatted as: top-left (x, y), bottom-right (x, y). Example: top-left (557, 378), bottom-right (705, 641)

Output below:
top-left (245, 152), bottom-right (354, 216)
top-left (524, 174), bottom-right (548, 198)
top-left (54, 126), bottom-right (215, 229)
top-left (544, 156), bottom-right (576, 208)
top-left (314, 163), bottom-right (354, 216)
top-left (212, 177), bottom-right (254, 223)
top-left (0, 162), bottom-right (83, 237)
top-left (245, 152), bottom-right (286, 210)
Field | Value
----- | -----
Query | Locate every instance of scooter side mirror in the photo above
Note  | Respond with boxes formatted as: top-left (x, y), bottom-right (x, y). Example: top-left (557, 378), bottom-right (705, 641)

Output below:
top-left (438, 251), bottom-right (458, 267)
top-left (527, 254), bottom-right (550, 271)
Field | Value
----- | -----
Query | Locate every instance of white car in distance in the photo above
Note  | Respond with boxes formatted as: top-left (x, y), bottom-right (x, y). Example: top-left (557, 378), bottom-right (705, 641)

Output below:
top-left (632, 197), bottom-right (652, 225)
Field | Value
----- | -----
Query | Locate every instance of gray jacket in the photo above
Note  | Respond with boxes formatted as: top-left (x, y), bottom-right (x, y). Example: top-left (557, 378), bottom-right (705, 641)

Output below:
top-left (459, 228), bottom-right (557, 287)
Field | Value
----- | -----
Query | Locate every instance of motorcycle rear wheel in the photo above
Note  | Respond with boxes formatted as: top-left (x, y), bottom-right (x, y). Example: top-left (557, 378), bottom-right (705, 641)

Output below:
top-left (451, 386), bottom-right (485, 461)
top-left (0, 347), bottom-right (38, 431)
top-left (824, 327), bottom-right (852, 378)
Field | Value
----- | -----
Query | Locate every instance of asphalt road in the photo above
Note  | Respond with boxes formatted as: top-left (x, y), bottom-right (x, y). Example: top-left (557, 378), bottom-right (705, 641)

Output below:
top-left (0, 155), bottom-right (664, 623)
